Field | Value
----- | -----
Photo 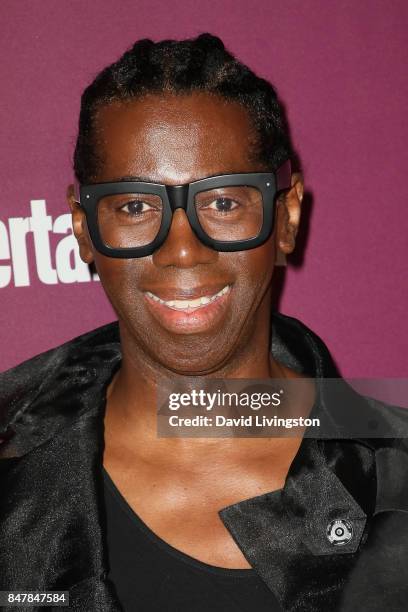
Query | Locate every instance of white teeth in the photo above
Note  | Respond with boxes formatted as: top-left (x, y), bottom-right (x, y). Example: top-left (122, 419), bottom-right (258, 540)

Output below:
top-left (146, 285), bottom-right (230, 310)
top-left (173, 299), bottom-right (191, 309)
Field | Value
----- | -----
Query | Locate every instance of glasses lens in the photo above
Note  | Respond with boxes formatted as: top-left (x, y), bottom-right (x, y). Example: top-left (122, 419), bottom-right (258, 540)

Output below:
top-left (97, 193), bottom-right (163, 248)
top-left (194, 186), bottom-right (263, 241)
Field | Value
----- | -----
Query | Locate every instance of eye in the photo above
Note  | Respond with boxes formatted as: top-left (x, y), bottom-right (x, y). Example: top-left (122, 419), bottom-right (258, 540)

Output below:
top-left (205, 197), bottom-right (239, 212)
top-left (120, 199), bottom-right (156, 216)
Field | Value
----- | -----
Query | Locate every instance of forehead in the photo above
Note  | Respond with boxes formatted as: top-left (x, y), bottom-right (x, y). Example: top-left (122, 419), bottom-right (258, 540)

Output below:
top-left (93, 93), bottom-right (261, 183)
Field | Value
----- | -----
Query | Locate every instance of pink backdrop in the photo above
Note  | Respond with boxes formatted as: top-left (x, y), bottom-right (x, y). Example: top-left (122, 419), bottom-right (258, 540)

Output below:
top-left (1, 0), bottom-right (407, 376)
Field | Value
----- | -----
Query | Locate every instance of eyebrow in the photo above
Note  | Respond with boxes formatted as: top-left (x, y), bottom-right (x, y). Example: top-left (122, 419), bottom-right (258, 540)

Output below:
top-left (114, 175), bottom-right (200, 185)
top-left (117, 175), bottom-right (158, 183)
top-left (109, 171), bottom-right (249, 184)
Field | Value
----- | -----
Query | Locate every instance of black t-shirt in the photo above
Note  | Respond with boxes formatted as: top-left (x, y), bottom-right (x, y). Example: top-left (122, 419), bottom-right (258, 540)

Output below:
top-left (103, 468), bottom-right (281, 611)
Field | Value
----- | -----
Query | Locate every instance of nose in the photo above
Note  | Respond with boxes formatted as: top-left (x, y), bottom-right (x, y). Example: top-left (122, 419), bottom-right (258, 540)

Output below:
top-left (152, 209), bottom-right (218, 268)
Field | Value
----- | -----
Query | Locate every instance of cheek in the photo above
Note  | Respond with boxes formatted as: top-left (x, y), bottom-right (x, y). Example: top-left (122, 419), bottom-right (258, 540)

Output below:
top-left (93, 256), bottom-right (146, 308)
top-left (233, 236), bottom-right (276, 290)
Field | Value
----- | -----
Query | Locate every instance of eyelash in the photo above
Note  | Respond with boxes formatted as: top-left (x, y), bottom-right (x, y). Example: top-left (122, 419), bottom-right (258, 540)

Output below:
top-left (197, 198), bottom-right (241, 210)
top-left (119, 200), bottom-right (158, 214)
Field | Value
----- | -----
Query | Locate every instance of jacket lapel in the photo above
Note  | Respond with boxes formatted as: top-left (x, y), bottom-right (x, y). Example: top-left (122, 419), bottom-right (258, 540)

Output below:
top-left (218, 314), bottom-right (407, 610)
top-left (219, 436), bottom-right (373, 611)
top-left (0, 323), bottom-right (123, 610)
top-left (0, 409), bottom-right (122, 610)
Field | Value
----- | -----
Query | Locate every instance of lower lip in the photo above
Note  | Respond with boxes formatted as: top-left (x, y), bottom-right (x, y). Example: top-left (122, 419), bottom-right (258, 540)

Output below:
top-left (143, 287), bottom-right (233, 334)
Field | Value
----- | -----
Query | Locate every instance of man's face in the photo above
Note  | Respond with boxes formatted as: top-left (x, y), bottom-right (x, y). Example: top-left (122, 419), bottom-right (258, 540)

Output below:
top-left (71, 93), bottom-right (290, 375)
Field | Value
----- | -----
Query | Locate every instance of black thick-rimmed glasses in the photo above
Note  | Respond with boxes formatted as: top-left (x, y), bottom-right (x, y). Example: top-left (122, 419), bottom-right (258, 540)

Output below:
top-left (73, 159), bottom-right (292, 258)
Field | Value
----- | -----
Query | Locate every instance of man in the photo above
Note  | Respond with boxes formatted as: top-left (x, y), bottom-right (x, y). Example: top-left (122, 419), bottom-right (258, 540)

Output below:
top-left (1, 34), bottom-right (407, 612)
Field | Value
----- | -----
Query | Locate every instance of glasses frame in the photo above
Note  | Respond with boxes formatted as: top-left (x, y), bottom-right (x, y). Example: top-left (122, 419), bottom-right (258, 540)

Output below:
top-left (73, 159), bottom-right (292, 258)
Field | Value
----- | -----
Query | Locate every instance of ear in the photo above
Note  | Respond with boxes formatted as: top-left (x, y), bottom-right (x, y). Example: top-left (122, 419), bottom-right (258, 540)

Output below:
top-left (275, 172), bottom-right (304, 261)
top-left (67, 184), bottom-right (94, 264)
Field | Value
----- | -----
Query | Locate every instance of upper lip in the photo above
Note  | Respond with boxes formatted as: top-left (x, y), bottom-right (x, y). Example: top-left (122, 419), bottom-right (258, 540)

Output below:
top-left (142, 283), bottom-right (232, 301)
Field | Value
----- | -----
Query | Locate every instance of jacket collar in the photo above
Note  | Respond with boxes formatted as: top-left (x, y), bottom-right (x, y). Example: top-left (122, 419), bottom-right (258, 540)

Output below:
top-left (0, 313), bottom-right (404, 611)
top-left (217, 314), bottom-right (374, 610)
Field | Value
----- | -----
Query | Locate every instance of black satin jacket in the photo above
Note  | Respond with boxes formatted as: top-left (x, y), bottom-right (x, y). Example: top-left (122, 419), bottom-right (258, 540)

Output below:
top-left (1, 312), bottom-right (408, 611)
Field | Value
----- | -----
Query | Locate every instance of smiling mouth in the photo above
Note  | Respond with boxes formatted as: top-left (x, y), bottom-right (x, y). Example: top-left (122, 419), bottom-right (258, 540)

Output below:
top-left (144, 284), bottom-right (231, 312)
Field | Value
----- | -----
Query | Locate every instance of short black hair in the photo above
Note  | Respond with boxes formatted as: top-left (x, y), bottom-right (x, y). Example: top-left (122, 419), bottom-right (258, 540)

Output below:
top-left (73, 33), bottom-right (297, 184)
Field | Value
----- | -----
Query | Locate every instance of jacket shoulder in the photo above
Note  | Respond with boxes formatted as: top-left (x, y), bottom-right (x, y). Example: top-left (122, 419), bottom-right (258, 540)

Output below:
top-left (0, 322), bottom-right (120, 444)
top-left (361, 395), bottom-right (408, 448)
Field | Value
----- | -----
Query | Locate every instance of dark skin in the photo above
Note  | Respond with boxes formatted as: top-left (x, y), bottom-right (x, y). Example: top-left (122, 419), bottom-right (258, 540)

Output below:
top-left (68, 92), bottom-right (311, 568)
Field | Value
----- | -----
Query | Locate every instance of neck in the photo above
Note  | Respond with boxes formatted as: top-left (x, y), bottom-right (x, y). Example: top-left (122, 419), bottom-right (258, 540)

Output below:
top-left (104, 293), bottom-right (289, 456)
